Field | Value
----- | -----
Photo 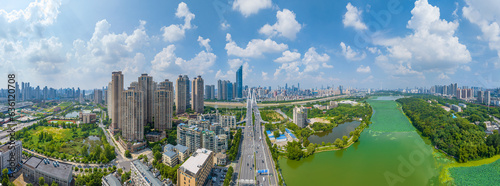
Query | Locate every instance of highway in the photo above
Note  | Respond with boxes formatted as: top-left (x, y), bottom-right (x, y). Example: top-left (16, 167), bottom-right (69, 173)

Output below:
top-left (237, 90), bottom-right (278, 186)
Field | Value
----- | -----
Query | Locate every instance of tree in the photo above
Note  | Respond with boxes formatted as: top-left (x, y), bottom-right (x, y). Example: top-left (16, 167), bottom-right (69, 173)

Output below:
top-left (303, 138), bottom-right (310, 147)
top-left (39, 177), bottom-right (45, 186)
top-left (124, 150), bottom-right (131, 158)
top-left (26, 184), bottom-right (33, 186)
top-left (51, 182), bottom-right (59, 186)
top-left (154, 151), bottom-right (162, 163)
top-left (2, 168), bottom-right (8, 186)
top-left (334, 138), bottom-right (343, 148)
top-left (306, 143), bottom-right (315, 156)
top-left (273, 131), bottom-right (280, 138)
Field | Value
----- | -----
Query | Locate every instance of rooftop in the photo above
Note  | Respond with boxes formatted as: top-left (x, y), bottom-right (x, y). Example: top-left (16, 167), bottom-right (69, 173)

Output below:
top-left (163, 150), bottom-right (177, 158)
top-left (175, 144), bottom-right (188, 153)
top-left (131, 160), bottom-right (163, 186)
top-left (179, 148), bottom-right (212, 176)
top-left (164, 144), bottom-right (175, 152)
top-left (103, 173), bottom-right (122, 186)
top-left (24, 156), bottom-right (73, 180)
top-left (0, 140), bottom-right (21, 153)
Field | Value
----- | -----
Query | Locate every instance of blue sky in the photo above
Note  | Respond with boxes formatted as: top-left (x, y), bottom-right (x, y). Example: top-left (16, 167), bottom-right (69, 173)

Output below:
top-left (1, 0), bottom-right (500, 89)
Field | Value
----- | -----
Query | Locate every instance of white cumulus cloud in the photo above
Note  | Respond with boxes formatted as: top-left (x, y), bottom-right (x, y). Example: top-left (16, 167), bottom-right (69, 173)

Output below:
top-left (225, 33), bottom-right (288, 58)
top-left (232, 0), bottom-right (272, 17)
top-left (161, 2), bottom-right (195, 43)
top-left (340, 42), bottom-right (366, 61)
top-left (259, 9), bottom-right (302, 40)
top-left (356, 65), bottom-right (371, 73)
top-left (343, 3), bottom-right (367, 30)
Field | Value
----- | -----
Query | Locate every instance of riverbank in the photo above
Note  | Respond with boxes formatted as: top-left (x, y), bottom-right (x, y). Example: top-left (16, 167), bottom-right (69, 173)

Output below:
top-left (439, 154), bottom-right (500, 184)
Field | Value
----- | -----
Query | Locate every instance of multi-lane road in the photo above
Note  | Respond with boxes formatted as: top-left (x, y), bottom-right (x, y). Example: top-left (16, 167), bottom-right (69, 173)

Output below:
top-left (237, 90), bottom-right (278, 186)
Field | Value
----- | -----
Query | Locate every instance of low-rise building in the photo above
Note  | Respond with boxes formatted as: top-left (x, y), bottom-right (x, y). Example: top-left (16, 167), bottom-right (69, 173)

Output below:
top-left (131, 160), bottom-right (163, 186)
top-left (79, 110), bottom-right (96, 123)
top-left (214, 152), bottom-right (226, 166)
top-left (451, 104), bottom-right (462, 112)
top-left (22, 157), bottom-right (73, 186)
top-left (163, 150), bottom-right (178, 167)
top-left (177, 148), bottom-right (214, 186)
top-left (102, 173), bottom-right (122, 186)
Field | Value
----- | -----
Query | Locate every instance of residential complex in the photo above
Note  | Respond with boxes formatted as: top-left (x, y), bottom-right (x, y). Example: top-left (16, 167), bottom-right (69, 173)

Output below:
top-left (177, 123), bottom-right (229, 154)
top-left (177, 148), bottom-right (214, 186)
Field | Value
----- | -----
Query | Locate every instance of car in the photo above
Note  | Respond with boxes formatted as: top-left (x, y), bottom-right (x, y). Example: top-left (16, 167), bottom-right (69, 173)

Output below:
top-left (247, 163), bottom-right (249, 166)
top-left (262, 160), bottom-right (264, 163)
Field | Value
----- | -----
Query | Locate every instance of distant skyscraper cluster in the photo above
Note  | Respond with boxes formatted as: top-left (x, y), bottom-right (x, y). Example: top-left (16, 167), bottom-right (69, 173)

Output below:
top-left (214, 65), bottom-right (244, 101)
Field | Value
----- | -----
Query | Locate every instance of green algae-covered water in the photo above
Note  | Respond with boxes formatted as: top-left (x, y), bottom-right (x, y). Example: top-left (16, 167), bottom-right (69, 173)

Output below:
top-left (279, 97), bottom-right (442, 186)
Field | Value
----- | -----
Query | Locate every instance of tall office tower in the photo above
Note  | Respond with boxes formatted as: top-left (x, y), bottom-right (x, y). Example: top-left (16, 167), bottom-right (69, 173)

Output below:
top-left (217, 80), bottom-right (223, 100)
top-left (236, 65), bottom-right (243, 98)
top-left (210, 85), bottom-right (215, 100)
top-left (154, 79), bottom-right (174, 131)
top-left (76, 88), bottom-right (80, 100)
top-left (110, 71), bottom-right (124, 134)
top-left (183, 75), bottom-right (191, 109)
top-left (226, 81), bottom-right (233, 101)
top-left (205, 85), bottom-right (212, 100)
top-left (175, 75), bottom-right (188, 114)
top-left (35, 86), bottom-right (40, 100)
top-left (121, 87), bottom-right (144, 142)
top-left (232, 82), bottom-right (237, 99)
top-left (94, 89), bottom-right (103, 104)
top-left (339, 85), bottom-right (344, 94)
top-left (192, 76), bottom-right (204, 114)
top-left (477, 90), bottom-right (484, 103)
top-left (138, 74), bottom-right (155, 124)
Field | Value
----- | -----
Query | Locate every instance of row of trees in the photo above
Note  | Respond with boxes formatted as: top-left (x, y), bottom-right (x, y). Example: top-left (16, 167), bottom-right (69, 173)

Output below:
top-left (228, 129), bottom-right (242, 161)
top-left (223, 166), bottom-right (234, 186)
top-left (397, 97), bottom-right (499, 162)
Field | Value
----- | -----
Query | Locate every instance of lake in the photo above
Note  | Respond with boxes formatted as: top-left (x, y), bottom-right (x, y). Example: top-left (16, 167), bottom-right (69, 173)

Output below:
top-left (307, 121), bottom-right (361, 144)
top-left (279, 97), bottom-right (441, 186)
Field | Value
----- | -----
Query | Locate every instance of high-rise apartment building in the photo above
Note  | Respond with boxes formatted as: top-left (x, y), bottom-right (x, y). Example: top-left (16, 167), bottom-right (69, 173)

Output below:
top-left (205, 85), bottom-right (215, 100)
top-left (138, 74), bottom-right (155, 125)
top-left (217, 80), bottom-right (223, 100)
top-left (94, 89), bottom-right (102, 105)
top-left (192, 76), bottom-right (204, 114)
top-left (236, 65), bottom-right (243, 98)
top-left (184, 75), bottom-right (191, 109)
top-left (110, 71), bottom-right (124, 134)
top-left (121, 87), bottom-right (144, 142)
top-left (293, 106), bottom-right (308, 128)
top-left (176, 75), bottom-right (188, 114)
top-left (154, 79), bottom-right (174, 131)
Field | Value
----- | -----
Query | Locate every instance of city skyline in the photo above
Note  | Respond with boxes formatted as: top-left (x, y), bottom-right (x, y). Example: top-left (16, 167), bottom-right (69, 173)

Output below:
top-left (2, 0), bottom-right (500, 89)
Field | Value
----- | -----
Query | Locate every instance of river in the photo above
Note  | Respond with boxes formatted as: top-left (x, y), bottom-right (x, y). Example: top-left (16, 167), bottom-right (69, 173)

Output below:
top-left (279, 96), bottom-right (441, 186)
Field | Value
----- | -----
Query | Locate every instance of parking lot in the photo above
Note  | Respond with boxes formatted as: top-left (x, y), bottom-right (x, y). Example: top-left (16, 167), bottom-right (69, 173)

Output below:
top-left (210, 167), bottom-right (228, 186)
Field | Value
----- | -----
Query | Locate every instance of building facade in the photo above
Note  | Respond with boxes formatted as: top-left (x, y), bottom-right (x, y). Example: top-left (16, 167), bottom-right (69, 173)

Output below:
top-left (192, 76), bottom-right (204, 114)
top-left (109, 71), bottom-right (124, 134)
top-left (154, 79), bottom-right (174, 131)
top-left (0, 140), bottom-right (22, 173)
top-left (236, 65), bottom-right (243, 98)
top-left (121, 88), bottom-right (144, 142)
top-left (177, 148), bottom-right (214, 186)
top-left (94, 89), bottom-right (102, 105)
top-left (131, 160), bottom-right (163, 186)
top-left (138, 74), bottom-right (155, 125)
top-left (176, 75), bottom-right (188, 114)
top-left (293, 106), bottom-right (308, 128)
